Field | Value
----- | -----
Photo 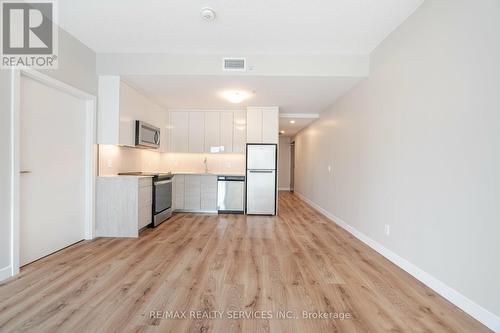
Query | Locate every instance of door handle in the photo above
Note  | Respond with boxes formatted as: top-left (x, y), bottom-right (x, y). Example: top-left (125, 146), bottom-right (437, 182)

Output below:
top-left (20, 170), bottom-right (31, 174)
top-left (249, 170), bottom-right (273, 173)
top-left (154, 180), bottom-right (173, 185)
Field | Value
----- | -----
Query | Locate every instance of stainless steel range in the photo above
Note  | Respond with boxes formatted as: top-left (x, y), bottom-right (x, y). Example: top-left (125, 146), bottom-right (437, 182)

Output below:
top-left (118, 172), bottom-right (173, 227)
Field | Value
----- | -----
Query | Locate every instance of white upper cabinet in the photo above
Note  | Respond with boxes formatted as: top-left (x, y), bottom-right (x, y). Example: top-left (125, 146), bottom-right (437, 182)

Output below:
top-left (165, 110), bottom-right (248, 154)
top-left (97, 76), bottom-right (166, 147)
top-left (171, 111), bottom-right (189, 153)
top-left (160, 111), bottom-right (170, 153)
top-left (220, 112), bottom-right (233, 153)
top-left (246, 107), bottom-right (263, 143)
top-left (189, 112), bottom-right (205, 153)
top-left (97, 76), bottom-right (120, 145)
top-left (262, 107), bottom-right (280, 144)
top-left (246, 107), bottom-right (279, 144)
top-left (233, 111), bottom-right (247, 153)
top-left (204, 112), bottom-right (220, 153)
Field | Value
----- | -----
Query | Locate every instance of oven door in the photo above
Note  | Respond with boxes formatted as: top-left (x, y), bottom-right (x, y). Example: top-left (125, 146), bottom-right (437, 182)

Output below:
top-left (154, 179), bottom-right (172, 214)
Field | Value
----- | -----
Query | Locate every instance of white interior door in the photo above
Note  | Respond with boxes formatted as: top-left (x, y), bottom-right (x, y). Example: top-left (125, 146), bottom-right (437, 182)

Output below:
top-left (20, 75), bottom-right (87, 266)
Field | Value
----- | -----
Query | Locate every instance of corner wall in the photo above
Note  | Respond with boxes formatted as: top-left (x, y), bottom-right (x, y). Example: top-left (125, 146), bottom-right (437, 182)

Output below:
top-left (0, 28), bottom-right (97, 280)
top-left (294, 0), bottom-right (500, 326)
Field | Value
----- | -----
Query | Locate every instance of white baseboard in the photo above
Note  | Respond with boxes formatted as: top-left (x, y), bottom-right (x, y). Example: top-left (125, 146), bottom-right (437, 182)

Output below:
top-left (278, 187), bottom-right (291, 191)
top-left (0, 266), bottom-right (12, 282)
top-left (294, 191), bottom-right (500, 332)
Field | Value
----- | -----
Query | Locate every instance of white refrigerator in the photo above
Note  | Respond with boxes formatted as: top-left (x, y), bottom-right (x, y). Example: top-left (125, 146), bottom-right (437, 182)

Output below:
top-left (246, 144), bottom-right (277, 215)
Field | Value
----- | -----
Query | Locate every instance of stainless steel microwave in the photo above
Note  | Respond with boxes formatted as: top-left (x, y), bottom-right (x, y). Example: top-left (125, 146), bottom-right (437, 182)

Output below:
top-left (135, 121), bottom-right (160, 149)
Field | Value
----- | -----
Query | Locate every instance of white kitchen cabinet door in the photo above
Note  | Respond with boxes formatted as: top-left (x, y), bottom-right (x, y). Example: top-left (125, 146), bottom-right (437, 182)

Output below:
top-left (98, 76), bottom-right (168, 146)
top-left (159, 111), bottom-right (171, 153)
top-left (189, 112), bottom-right (205, 153)
top-left (220, 112), bottom-right (233, 153)
top-left (171, 112), bottom-right (189, 153)
top-left (138, 182), bottom-right (152, 229)
top-left (204, 112), bottom-right (220, 153)
top-left (184, 175), bottom-right (201, 210)
top-left (233, 111), bottom-right (247, 153)
top-left (97, 76), bottom-right (121, 144)
top-left (200, 175), bottom-right (218, 211)
top-left (173, 175), bottom-right (185, 210)
top-left (262, 107), bottom-right (279, 144)
top-left (246, 107), bottom-right (263, 143)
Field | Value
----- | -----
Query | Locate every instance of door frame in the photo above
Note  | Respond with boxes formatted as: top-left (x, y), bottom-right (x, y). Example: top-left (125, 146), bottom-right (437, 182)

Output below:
top-left (290, 141), bottom-right (295, 192)
top-left (10, 68), bottom-right (97, 276)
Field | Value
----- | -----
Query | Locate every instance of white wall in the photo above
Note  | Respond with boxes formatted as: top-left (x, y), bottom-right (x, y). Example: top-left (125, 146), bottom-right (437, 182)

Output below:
top-left (278, 136), bottom-right (291, 190)
top-left (0, 28), bottom-right (97, 279)
top-left (294, 0), bottom-right (500, 323)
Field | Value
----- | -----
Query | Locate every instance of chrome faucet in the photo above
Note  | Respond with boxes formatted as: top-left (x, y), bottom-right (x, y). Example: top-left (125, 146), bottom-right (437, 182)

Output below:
top-left (203, 157), bottom-right (209, 173)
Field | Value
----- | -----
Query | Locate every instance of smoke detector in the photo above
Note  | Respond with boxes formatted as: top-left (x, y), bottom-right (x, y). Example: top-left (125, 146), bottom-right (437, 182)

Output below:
top-left (201, 7), bottom-right (216, 21)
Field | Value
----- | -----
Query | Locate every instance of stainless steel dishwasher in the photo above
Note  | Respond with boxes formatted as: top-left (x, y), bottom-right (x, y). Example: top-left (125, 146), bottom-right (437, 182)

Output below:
top-left (217, 175), bottom-right (245, 214)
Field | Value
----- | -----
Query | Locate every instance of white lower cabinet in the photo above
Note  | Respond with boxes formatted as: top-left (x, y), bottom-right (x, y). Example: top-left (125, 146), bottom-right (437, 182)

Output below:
top-left (138, 181), bottom-right (153, 229)
top-left (173, 174), bottom-right (217, 213)
top-left (185, 175), bottom-right (201, 210)
top-left (201, 175), bottom-right (217, 211)
top-left (96, 176), bottom-right (152, 238)
top-left (173, 174), bottom-right (185, 210)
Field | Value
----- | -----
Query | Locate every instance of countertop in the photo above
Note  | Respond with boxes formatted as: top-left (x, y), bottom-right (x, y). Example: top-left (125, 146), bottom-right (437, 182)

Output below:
top-left (99, 172), bottom-right (245, 178)
top-left (98, 175), bottom-right (153, 178)
top-left (173, 172), bottom-right (245, 177)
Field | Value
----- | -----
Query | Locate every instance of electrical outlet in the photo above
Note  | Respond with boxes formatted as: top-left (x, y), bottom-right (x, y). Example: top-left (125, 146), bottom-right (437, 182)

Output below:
top-left (107, 159), bottom-right (113, 168)
top-left (384, 224), bottom-right (390, 236)
top-left (327, 165), bottom-right (332, 173)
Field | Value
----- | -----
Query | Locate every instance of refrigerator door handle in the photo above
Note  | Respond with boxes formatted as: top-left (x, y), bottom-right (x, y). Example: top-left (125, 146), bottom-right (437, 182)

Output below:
top-left (248, 170), bottom-right (273, 173)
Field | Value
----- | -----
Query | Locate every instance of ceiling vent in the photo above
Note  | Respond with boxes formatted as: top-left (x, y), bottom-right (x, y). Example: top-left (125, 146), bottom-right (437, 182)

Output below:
top-left (223, 58), bottom-right (246, 71)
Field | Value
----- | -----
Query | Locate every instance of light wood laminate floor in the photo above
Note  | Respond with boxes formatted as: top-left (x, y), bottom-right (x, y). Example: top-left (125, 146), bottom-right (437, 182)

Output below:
top-left (0, 192), bottom-right (490, 332)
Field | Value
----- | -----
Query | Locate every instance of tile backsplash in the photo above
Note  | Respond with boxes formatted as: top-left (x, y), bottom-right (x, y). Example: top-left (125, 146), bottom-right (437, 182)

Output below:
top-left (161, 153), bottom-right (245, 174)
top-left (98, 145), bottom-right (162, 175)
top-left (98, 145), bottom-right (246, 176)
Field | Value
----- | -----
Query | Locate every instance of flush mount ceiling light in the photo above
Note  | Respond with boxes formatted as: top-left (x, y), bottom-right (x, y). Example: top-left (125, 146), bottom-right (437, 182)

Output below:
top-left (290, 120), bottom-right (295, 124)
top-left (200, 7), bottom-right (216, 21)
top-left (221, 90), bottom-right (250, 104)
